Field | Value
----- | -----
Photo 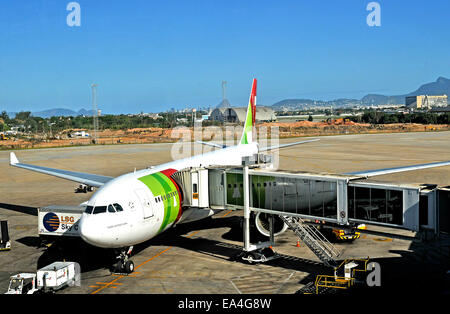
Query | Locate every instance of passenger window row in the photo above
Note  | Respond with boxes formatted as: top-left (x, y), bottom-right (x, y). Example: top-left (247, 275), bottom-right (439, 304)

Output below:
top-left (85, 203), bottom-right (124, 214)
top-left (155, 191), bottom-right (177, 203)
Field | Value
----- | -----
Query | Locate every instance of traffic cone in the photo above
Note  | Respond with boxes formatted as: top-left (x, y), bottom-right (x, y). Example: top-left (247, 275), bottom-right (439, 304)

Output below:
top-left (296, 240), bottom-right (301, 247)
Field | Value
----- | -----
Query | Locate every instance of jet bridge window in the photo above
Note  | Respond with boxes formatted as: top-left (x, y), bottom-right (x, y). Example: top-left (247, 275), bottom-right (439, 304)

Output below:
top-left (246, 175), bottom-right (338, 217)
top-left (226, 172), bottom-right (244, 206)
top-left (308, 180), bottom-right (337, 219)
top-left (348, 186), bottom-right (402, 225)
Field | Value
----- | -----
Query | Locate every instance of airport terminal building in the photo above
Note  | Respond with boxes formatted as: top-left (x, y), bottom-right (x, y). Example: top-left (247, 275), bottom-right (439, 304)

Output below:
top-left (405, 95), bottom-right (448, 109)
top-left (210, 107), bottom-right (276, 123)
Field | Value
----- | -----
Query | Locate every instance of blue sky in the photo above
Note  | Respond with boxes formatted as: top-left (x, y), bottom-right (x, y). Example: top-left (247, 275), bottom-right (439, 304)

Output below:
top-left (0, 0), bottom-right (449, 114)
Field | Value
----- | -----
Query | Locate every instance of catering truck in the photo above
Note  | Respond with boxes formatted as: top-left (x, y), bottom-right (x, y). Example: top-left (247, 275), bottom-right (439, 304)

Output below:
top-left (4, 261), bottom-right (79, 294)
top-left (38, 205), bottom-right (84, 239)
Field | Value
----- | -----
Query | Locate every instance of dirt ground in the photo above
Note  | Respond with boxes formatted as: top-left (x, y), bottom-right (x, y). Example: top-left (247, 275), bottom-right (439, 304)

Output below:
top-left (2, 121), bottom-right (449, 150)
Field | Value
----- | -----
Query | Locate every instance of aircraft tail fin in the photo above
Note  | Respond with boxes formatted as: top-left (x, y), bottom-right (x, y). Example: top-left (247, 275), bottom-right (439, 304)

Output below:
top-left (239, 78), bottom-right (257, 145)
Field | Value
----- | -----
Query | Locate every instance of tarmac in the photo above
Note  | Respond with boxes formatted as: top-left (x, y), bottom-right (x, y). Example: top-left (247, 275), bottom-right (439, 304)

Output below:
top-left (1, 131), bottom-right (449, 294)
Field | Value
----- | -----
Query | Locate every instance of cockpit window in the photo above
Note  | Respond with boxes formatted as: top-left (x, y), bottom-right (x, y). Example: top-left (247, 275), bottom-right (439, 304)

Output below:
top-left (113, 203), bottom-right (123, 212)
top-left (107, 204), bottom-right (116, 213)
top-left (85, 206), bottom-right (94, 214)
top-left (93, 206), bottom-right (107, 214)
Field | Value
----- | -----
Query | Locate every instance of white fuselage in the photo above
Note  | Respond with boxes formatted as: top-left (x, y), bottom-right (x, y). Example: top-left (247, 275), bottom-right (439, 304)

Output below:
top-left (79, 143), bottom-right (259, 248)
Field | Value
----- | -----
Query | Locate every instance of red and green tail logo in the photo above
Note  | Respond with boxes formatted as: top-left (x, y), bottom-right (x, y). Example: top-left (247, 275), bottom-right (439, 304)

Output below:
top-left (240, 78), bottom-right (257, 145)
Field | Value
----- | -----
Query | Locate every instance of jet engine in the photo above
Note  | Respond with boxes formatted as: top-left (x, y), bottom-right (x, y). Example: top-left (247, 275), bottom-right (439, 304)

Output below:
top-left (254, 212), bottom-right (288, 237)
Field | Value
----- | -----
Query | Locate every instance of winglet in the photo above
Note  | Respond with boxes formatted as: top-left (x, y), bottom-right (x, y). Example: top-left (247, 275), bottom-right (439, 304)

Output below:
top-left (10, 152), bottom-right (19, 165)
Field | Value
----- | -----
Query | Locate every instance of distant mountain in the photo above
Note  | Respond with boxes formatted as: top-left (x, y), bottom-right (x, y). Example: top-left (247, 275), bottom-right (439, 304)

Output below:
top-left (361, 77), bottom-right (450, 105)
top-left (30, 108), bottom-right (95, 118)
top-left (360, 94), bottom-right (398, 105)
top-left (76, 108), bottom-right (96, 116)
top-left (273, 77), bottom-right (450, 109)
top-left (412, 76), bottom-right (450, 95)
top-left (272, 98), bottom-right (360, 110)
top-left (272, 99), bottom-right (315, 108)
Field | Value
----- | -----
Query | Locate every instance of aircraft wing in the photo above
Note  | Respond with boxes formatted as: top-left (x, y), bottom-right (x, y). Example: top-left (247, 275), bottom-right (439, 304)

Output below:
top-left (197, 139), bottom-right (319, 151)
top-left (259, 139), bottom-right (319, 152)
top-left (344, 160), bottom-right (450, 178)
top-left (196, 141), bottom-right (227, 149)
top-left (9, 152), bottom-right (113, 187)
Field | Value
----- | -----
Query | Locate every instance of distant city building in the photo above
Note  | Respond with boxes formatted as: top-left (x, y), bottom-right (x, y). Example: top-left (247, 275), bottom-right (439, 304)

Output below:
top-left (430, 106), bottom-right (450, 113)
top-left (69, 130), bottom-right (90, 138)
top-left (10, 126), bottom-right (24, 132)
top-left (405, 95), bottom-right (448, 109)
top-left (210, 107), bottom-right (227, 122)
top-left (210, 107), bottom-right (276, 123)
top-left (215, 99), bottom-right (232, 109)
top-left (139, 113), bottom-right (161, 119)
top-left (177, 117), bottom-right (188, 123)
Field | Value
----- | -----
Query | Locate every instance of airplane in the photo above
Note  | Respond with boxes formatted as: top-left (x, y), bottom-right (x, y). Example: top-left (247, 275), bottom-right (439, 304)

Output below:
top-left (8, 78), bottom-right (450, 273)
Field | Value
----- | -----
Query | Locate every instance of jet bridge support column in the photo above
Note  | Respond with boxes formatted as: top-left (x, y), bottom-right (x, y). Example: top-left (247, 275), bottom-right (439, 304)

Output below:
top-left (243, 163), bottom-right (251, 251)
top-left (240, 156), bottom-right (276, 263)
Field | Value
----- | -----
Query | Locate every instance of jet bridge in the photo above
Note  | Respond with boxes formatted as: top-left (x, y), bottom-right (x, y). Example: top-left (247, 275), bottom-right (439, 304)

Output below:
top-left (197, 167), bottom-right (429, 232)
top-left (172, 154), bottom-right (447, 265)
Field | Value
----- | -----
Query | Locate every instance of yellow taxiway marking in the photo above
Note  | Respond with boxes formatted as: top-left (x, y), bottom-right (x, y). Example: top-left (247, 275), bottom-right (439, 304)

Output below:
top-left (96, 281), bottom-right (123, 285)
top-left (89, 212), bottom-right (229, 294)
top-left (135, 247), bottom-right (173, 270)
top-left (112, 271), bottom-right (140, 276)
top-left (90, 230), bottom-right (202, 294)
top-left (221, 210), bottom-right (233, 218)
top-left (91, 276), bottom-right (124, 294)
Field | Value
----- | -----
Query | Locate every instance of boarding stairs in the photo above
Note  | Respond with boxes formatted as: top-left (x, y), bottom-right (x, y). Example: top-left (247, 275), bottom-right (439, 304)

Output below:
top-left (295, 281), bottom-right (339, 295)
top-left (279, 215), bottom-right (340, 267)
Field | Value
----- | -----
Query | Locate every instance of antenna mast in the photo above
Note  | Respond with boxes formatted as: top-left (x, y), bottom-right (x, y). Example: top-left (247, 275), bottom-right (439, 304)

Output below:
top-left (222, 81), bottom-right (227, 100)
top-left (91, 83), bottom-right (99, 144)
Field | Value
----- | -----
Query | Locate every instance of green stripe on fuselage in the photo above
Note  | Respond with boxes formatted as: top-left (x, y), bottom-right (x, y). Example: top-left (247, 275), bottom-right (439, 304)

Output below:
top-left (152, 172), bottom-right (177, 231)
top-left (138, 172), bottom-right (179, 233)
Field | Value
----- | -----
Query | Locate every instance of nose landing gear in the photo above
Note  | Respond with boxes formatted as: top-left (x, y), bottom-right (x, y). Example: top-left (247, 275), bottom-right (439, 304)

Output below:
top-left (113, 246), bottom-right (134, 274)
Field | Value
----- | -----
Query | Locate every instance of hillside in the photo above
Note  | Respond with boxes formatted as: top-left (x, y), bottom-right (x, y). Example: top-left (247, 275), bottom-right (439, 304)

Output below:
top-left (31, 108), bottom-right (95, 118)
top-left (273, 76), bottom-right (450, 108)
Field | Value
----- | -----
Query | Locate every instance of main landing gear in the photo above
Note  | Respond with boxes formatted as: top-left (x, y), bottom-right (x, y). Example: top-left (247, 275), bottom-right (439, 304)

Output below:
top-left (113, 246), bottom-right (135, 274)
top-left (240, 247), bottom-right (278, 264)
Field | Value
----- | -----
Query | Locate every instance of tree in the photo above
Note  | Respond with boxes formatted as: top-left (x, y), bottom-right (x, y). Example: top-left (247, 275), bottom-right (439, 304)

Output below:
top-left (1, 111), bottom-right (10, 123)
top-left (15, 111), bottom-right (31, 121)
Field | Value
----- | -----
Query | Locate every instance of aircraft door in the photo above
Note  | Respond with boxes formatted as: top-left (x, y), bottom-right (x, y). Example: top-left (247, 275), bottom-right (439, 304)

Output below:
top-left (135, 188), bottom-right (154, 219)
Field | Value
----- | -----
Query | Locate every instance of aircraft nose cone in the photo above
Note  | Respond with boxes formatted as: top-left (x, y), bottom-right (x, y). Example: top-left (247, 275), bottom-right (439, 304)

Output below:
top-left (79, 213), bottom-right (117, 248)
top-left (79, 214), bottom-right (99, 246)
